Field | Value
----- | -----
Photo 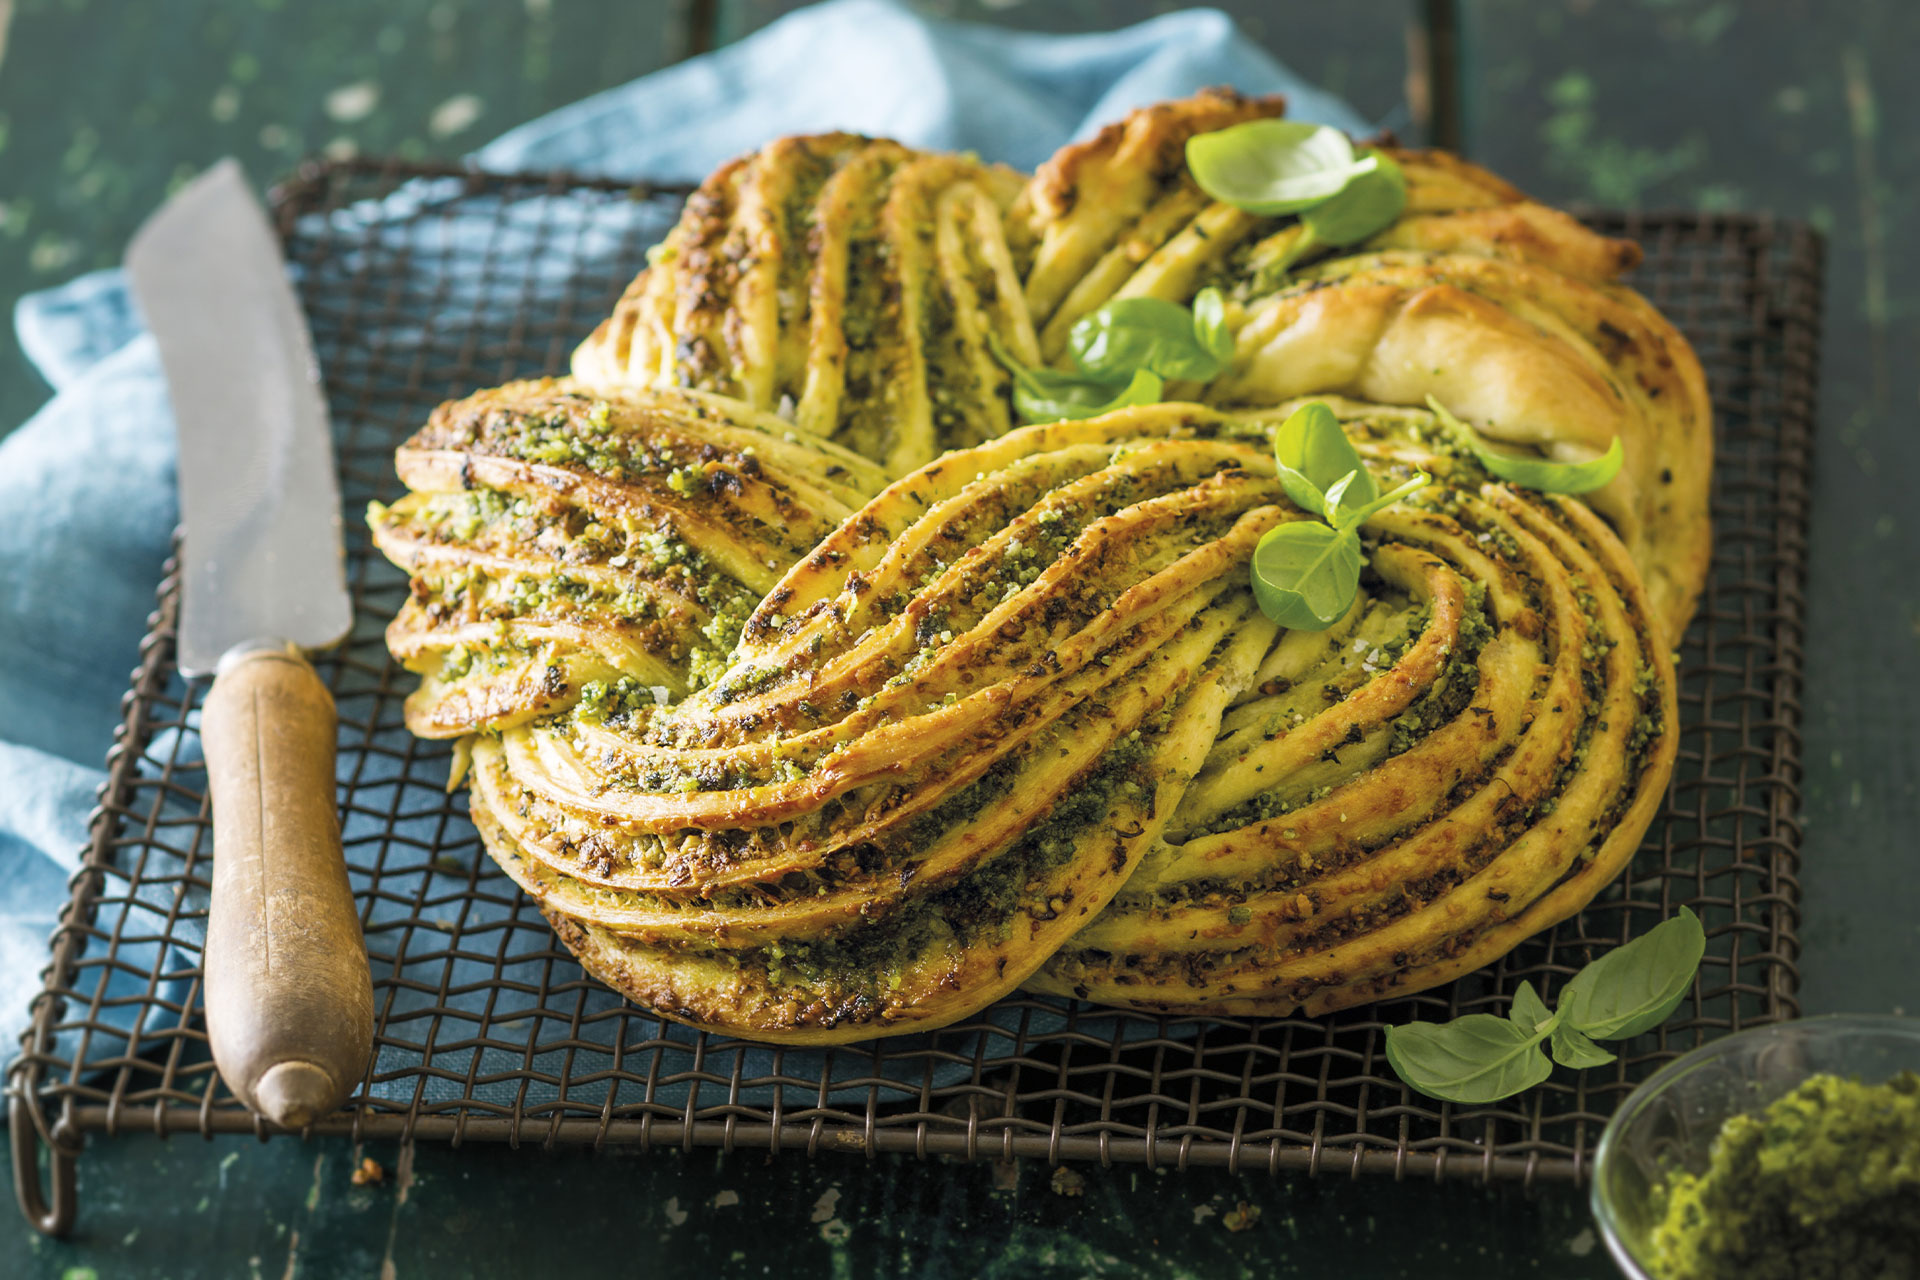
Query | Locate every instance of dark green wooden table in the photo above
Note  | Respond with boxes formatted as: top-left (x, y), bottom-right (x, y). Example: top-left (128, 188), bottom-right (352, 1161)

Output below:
top-left (4, 1), bottom-right (1914, 1274)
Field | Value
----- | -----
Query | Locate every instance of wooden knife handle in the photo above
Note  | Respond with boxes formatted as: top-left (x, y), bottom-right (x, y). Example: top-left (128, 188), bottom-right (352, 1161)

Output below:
top-left (201, 644), bottom-right (373, 1129)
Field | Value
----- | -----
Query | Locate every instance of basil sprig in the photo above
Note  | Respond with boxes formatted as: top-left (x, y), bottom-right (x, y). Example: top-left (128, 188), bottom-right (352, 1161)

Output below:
top-left (1383, 907), bottom-right (1706, 1105)
top-left (1186, 120), bottom-right (1380, 214)
top-left (1426, 396), bottom-right (1625, 495)
top-left (990, 288), bottom-right (1233, 424)
top-left (1191, 286), bottom-right (1234, 368)
top-left (1186, 121), bottom-right (1408, 283)
top-left (1300, 152), bottom-right (1408, 246)
top-left (988, 337), bottom-right (1166, 423)
top-left (1070, 294), bottom-right (1234, 383)
top-left (1250, 522), bottom-right (1367, 631)
top-left (1273, 398), bottom-right (1377, 517)
top-left (1250, 402), bottom-right (1429, 630)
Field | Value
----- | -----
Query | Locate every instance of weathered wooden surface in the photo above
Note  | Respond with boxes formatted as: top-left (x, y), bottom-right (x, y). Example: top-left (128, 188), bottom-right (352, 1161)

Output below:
top-left (12, 1133), bottom-right (1614, 1278)
top-left (1462, 0), bottom-right (1919, 1023)
top-left (0, 0), bottom-right (693, 434)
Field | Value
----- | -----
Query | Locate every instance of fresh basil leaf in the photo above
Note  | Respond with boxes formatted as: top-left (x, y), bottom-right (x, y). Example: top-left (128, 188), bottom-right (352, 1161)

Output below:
top-left (1013, 366), bottom-right (1165, 424)
top-left (1383, 912), bottom-right (1702, 1103)
top-left (1300, 150), bottom-right (1408, 247)
top-left (1509, 980), bottom-right (1555, 1036)
top-left (1329, 471), bottom-right (1430, 530)
top-left (1426, 396), bottom-right (1626, 495)
top-left (1383, 1013), bottom-right (1555, 1106)
top-left (1185, 120), bottom-right (1378, 216)
top-left (1069, 296), bottom-right (1227, 383)
top-left (1548, 1025), bottom-right (1618, 1070)
top-left (1557, 907), bottom-right (1706, 1041)
top-left (1192, 286), bottom-right (1234, 367)
top-left (1272, 401), bottom-right (1375, 516)
top-left (1258, 403), bottom-right (1436, 631)
top-left (1249, 521), bottom-right (1363, 631)
top-left (1321, 470), bottom-right (1364, 525)
top-left (988, 335), bottom-right (1166, 423)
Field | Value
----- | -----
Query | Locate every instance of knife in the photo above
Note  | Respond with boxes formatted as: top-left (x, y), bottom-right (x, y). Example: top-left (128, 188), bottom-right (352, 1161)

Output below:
top-left (127, 160), bottom-right (373, 1130)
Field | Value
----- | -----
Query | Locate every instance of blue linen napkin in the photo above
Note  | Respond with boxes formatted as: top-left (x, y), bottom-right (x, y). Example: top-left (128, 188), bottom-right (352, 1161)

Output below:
top-left (1, 0), bottom-right (1365, 1092)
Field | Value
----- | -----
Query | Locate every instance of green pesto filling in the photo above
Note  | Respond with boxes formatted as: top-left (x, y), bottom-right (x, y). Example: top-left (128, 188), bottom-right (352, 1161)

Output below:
top-left (1201, 781), bottom-right (1335, 839)
top-left (1113, 873), bottom-right (1237, 916)
top-left (936, 728), bottom-right (1152, 938)
top-left (423, 566), bottom-right (659, 626)
top-left (1627, 659), bottom-right (1665, 768)
top-left (426, 489), bottom-right (513, 542)
top-left (493, 405), bottom-right (631, 476)
top-left (415, 505), bottom-right (758, 694)
top-left (1649, 1070), bottom-right (1920, 1280)
top-left (1387, 580), bottom-right (1491, 756)
top-left (704, 661), bottom-right (785, 705)
top-left (434, 634), bottom-right (540, 684)
top-left (758, 727), bottom-right (1156, 998)
top-left (412, 486), bottom-right (757, 647)
top-left (604, 524), bottom-right (758, 689)
top-left (883, 756), bottom-right (1022, 861)
top-left (405, 489), bottom-right (575, 549)
top-left (577, 677), bottom-right (666, 726)
top-left (483, 402), bottom-right (770, 498)
top-left (1195, 585), bottom-right (1486, 838)
top-left (690, 592), bottom-right (760, 690)
top-left (913, 499), bottom-right (1088, 633)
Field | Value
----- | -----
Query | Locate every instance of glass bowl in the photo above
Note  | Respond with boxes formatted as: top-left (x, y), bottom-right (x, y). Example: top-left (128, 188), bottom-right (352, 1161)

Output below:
top-left (1590, 1013), bottom-right (1920, 1280)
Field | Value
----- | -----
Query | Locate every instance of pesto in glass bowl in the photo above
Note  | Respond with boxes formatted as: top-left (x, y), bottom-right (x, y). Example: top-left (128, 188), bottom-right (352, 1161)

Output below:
top-left (1591, 1015), bottom-right (1920, 1280)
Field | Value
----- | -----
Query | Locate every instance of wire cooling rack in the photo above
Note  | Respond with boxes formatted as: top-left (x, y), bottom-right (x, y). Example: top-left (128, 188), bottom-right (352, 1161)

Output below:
top-left (8, 159), bottom-right (1821, 1234)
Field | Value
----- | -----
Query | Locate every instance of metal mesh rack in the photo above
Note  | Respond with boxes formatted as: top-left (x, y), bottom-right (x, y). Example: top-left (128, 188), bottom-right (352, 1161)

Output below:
top-left (8, 159), bottom-right (1822, 1234)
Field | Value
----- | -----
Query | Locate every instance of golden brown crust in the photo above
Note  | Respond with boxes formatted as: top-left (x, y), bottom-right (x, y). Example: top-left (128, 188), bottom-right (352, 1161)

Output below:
top-left (373, 90), bottom-right (1711, 1041)
top-left (1029, 427), bottom-right (1680, 1015)
top-left (1028, 86), bottom-right (1286, 221)
top-left (451, 415), bottom-right (1283, 1042)
top-left (1370, 199), bottom-right (1643, 282)
top-left (569, 132), bottom-right (1026, 473)
top-left (1390, 146), bottom-right (1530, 211)
top-left (1212, 250), bottom-right (1710, 640)
top-left (368, 378), bottom-right (889, 737)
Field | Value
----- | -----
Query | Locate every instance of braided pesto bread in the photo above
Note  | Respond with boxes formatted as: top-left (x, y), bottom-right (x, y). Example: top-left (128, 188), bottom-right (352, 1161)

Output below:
top-left (372, 90), bottom-right (1705, 1042)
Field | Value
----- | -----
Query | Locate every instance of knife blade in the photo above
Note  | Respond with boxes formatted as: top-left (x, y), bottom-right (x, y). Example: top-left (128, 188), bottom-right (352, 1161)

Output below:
top-left (128, 159), bottom-right (352, 675)
top-left (127, 159), bottom-right (372, 1131)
